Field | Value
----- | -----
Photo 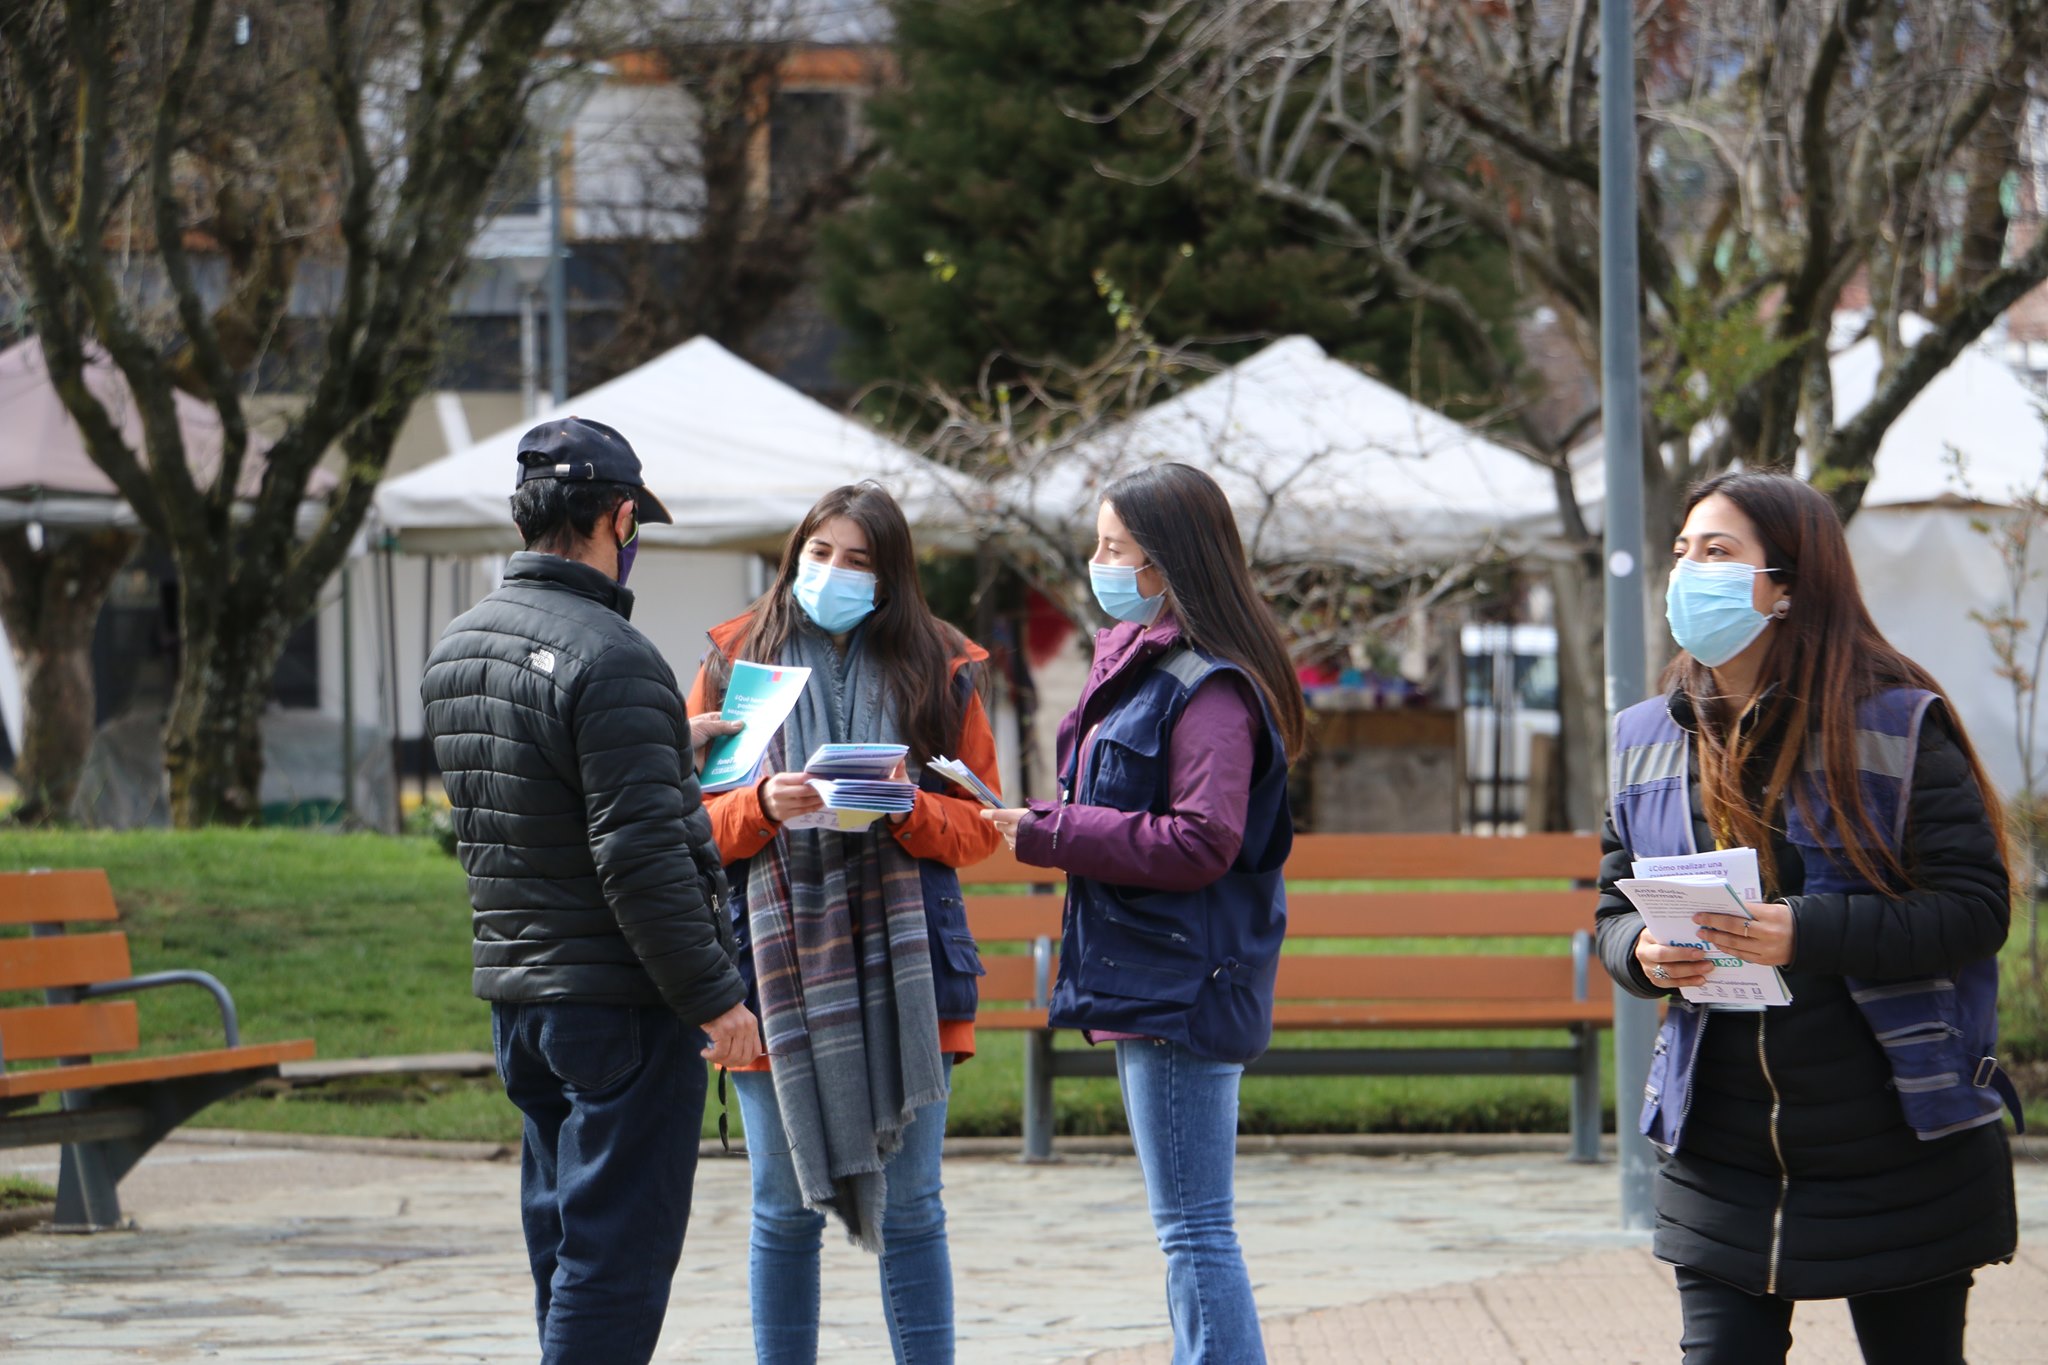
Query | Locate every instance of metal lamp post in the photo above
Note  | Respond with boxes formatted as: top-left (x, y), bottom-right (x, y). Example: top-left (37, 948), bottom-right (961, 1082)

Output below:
top-left (503, 254), bottom-right (550, 418)
top-left (1600, 0), bottom-right (1659, 1232)
top-left (529, 61), bottom-right (610, 408)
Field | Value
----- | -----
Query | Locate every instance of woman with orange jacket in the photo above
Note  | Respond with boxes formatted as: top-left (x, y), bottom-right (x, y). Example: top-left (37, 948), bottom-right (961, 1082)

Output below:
top-left (685, 482), bottom-right (1000, 1365)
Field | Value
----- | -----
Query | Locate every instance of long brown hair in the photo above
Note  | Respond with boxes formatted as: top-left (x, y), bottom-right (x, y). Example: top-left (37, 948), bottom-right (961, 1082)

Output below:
top-left (708, 483), bottom-right (969, 764)
top-left (1665, 470), bottom-right (2008, 892)
top-left (1103, 463), bottom-right (1310, 760)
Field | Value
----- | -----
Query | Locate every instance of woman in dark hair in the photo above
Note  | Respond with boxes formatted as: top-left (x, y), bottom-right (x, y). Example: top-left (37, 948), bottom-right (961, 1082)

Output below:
top-left (985, 462), bottom-right (1305, 1364)
top-left (1598, 470), bottom-right (2020, 1364)
top-left (685, 482), bottom-right (1002, 1365)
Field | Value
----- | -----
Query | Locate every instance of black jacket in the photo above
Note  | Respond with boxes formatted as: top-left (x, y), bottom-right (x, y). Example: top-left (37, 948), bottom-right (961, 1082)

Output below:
top-left (1595, 689), bottom-right (2015, 1298)
top-left (422, 553), bottom-right (744, 1026)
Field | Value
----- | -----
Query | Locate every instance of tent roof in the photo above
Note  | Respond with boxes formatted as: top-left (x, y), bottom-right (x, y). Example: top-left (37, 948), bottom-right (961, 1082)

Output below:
top-left (1554, 316), bottom-right (2048, 531)
top-left (0, 339), bottom-right (307, 527)
top-left (1009, 336), bottom-right (1556, 569)
top-left (374, 337), bottom-right (975, 554)
top-left (1830, 321), bottom-right (2047, 507)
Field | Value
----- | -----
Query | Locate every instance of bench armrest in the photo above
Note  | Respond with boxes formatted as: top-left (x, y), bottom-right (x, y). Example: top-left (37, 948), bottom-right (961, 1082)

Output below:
top-left (79, 972), bottom-right (241, 1048)
top-left (1571, 929), bottom-right (1592, 1003)
top-left (1031, 937), bottom-right (1054, 1009)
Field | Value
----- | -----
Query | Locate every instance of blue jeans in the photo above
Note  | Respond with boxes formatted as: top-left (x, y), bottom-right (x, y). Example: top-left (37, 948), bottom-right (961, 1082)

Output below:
top-left (492, 1002), bottom-right (706, 1365)
top-left (1116, 1039), bottom-right (1266, 1365)
top-left (731, 1060), bottom-right (955, 1364)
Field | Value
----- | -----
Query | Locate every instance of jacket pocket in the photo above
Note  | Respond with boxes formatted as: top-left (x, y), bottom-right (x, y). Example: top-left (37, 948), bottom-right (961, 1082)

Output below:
top-left (539, 1004), bottom-right (642, 1093)
top-left (927, 885), bottom-right (983, 1019)
top-left (941, 930), bottom-right (986, 978)
top-left (1085, 950), bottom-right (1207, 1006)
top-left (1087, 716), bottom-right (1168, 812)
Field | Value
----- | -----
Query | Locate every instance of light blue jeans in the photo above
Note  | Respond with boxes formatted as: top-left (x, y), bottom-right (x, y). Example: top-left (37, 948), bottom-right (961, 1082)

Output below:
top-left (731, 1062), bottom-right (955, 1364)
top-left (1116, 1039), bottom-right (1267, 1365)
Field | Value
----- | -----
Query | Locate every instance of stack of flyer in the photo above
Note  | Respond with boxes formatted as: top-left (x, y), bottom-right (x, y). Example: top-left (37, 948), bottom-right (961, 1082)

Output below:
top-left (1615, 846), bottom-right (1792, 1008)
top-left (786, 743), bottom-right (917, 832)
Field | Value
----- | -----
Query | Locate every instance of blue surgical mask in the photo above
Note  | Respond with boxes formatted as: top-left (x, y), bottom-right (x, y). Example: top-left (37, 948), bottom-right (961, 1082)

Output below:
top-left (1090, 561), bottom-right (1165, 626)
top-left (793, 559), bottom-right (877, 634)
top-left (1666, 559), bottom-right (1779, 667)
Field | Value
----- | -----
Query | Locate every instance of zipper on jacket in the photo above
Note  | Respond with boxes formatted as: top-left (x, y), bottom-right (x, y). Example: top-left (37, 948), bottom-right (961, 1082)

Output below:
top-left (1757, 1011), bottom-right (1790, 1296)
top-left (1105, 911), bottom-right (1188, 944)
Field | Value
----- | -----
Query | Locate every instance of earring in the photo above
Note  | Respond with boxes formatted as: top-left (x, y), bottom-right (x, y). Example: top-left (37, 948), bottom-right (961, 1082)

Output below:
top-left (1771, 599), bottom-right (1791, 619)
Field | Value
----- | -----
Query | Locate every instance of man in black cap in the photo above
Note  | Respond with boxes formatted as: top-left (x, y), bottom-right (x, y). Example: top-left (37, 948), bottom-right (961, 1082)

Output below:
top-left (422, 417), bottom-right (759, 1364)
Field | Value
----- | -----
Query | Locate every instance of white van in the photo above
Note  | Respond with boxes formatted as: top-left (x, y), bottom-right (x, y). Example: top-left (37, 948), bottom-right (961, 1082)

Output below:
top-left (1461, 623), bottom-right (1561, 827)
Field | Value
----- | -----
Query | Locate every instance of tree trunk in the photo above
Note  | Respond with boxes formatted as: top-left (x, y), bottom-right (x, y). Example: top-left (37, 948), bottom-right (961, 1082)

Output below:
top-left (162, 576), bottom-right (293, 828)
top-left (0, 526), bottom-right (140, 825)
top-left (1548, 544), bottom-right (1607, 832)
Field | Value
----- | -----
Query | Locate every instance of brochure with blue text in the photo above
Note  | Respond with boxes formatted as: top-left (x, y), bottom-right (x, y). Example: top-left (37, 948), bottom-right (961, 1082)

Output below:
top-left (1616, 868), bottom-right (1793, 1008)
top-left (699, 661), bottom-right (813, 792)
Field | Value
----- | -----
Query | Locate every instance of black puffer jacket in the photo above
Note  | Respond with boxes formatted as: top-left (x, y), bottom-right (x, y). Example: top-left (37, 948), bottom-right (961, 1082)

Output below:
top-left (422, 553), bottom-right (744, 1026)
top-left (1596, 689), bottom-right (2016, 1299)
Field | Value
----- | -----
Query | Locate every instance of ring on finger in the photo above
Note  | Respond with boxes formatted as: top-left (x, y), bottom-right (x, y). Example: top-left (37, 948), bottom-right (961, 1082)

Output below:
top-left (1650, 964), bottom-right (1670, 981)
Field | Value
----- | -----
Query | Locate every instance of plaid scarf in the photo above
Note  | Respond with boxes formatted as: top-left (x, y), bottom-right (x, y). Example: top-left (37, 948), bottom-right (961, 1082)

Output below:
top-left (744, 622), bottom-right (946, 1249)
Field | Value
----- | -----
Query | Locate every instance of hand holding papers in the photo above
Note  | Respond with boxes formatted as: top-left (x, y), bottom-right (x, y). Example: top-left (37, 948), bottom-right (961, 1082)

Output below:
top-left (780, 744), bottom-right (918, 832)
top-left (928, 754), bottom-right (1003, 808)
top-left (1618, 849), bottom-right (1792, 1007)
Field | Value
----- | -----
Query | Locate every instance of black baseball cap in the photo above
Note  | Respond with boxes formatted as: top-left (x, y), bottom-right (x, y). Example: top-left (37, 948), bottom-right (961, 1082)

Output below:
top-left (514, 416), bottom-right (673, 525)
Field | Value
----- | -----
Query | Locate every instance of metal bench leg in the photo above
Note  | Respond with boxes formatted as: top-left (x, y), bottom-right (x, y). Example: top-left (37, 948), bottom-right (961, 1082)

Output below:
top-left (1569, 1025), bottom-right (1603, 1164)
top-left (49, 1067), bottom-right (285, 1232)
top-left (54, 1092), bottom-right (127, 1231)
top-left (1023, 1029), bottom-right (1056, 1163)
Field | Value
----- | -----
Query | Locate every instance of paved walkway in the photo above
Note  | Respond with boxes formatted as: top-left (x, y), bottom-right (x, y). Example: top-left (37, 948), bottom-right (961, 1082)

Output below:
top-left (1, 1135), bottom-right (2044, 1362)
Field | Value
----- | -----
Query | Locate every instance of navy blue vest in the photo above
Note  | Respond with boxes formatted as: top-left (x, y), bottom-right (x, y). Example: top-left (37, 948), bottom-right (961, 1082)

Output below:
top-left (1048, 648), bottom-right (1293, 1063)
top-left (1613, 688), bottom-right (2022, 1150)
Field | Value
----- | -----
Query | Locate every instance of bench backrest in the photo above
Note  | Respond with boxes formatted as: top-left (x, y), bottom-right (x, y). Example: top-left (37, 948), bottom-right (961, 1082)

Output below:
top-left (961, 833), bottom-right (1601, 1011)
top-left (0, 870), bottom-right (139, 1068)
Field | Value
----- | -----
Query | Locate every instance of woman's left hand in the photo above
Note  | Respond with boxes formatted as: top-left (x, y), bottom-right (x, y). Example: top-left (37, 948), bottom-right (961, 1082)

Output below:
top-left (1694, 901), bottom-right (1796, 968)
top-left (981, 807), bottom-right (1028, 850)
top-left (889, 757), bottom-right (913, 824)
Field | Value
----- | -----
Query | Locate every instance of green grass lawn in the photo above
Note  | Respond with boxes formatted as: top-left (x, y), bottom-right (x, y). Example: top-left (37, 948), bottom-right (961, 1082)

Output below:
top-left (5, 829), bottom-right (2042, 1143)
top-left (0, 1173), bottom-right (56, 1208)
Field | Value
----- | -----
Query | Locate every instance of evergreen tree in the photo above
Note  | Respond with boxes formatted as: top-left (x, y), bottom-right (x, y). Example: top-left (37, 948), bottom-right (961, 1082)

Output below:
top-left (821, 0), bottom-right (1514, 406)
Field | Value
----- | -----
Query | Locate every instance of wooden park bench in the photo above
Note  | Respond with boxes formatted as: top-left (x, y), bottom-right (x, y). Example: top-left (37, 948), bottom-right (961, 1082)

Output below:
top-left (0, 869), bottom-right (315, 1230)
top-left (964, 832), bottom-right (1611, 1162)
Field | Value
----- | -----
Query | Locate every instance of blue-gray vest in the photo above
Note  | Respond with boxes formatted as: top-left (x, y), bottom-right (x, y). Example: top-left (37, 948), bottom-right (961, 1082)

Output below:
top-left (1613, 688), bottom-right (2023, 1151)
top-left (1049, 648), bottom-right (1292, 1064)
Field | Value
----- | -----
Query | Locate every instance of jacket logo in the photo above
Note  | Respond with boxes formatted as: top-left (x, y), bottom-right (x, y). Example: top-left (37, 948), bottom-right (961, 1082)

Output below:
top-left (526, 648), bottom-right (556, 675)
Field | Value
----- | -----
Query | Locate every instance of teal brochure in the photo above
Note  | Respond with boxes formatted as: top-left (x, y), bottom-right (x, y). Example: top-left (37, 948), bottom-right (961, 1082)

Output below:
top-left (699, 661), bottom-right (813, 792)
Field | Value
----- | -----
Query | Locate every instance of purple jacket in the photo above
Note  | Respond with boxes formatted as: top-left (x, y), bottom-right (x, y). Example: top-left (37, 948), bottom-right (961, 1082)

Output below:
top-left (1014, 619), bottom-right (1259, 890)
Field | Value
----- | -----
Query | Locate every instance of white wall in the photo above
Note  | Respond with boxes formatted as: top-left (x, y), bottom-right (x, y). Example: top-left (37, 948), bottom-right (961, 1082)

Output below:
top-left (317, 548), bottom-right (758, 744)
top-left (470, 81), bottom-right (704, 259)
top-left (0, 618), bottom-right (20, 759)
top-left (571, 82), bottom-right (704, 241)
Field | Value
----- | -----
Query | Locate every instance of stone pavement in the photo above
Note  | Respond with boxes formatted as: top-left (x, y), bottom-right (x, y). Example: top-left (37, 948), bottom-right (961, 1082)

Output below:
top-left (1, 1134), bottom-right (2044, 1362)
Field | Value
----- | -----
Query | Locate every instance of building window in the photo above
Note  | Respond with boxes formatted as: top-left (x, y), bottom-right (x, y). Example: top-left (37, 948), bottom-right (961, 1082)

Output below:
top-left (769, 90), bottom-right (850, 215)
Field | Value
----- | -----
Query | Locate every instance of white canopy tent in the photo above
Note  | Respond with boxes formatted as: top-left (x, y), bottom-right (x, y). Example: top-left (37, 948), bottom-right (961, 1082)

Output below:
top-left (1525, 320), bottom-right (2048, 799)
top-left (361, 337), bottom-right (1000, 783)
top-left (375, 336), bottom-right (978, 555)
top-left (1834, 330), bottom-right (2047, 801)
top-left (1007, 335), bottom-right (1561, 570)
